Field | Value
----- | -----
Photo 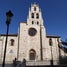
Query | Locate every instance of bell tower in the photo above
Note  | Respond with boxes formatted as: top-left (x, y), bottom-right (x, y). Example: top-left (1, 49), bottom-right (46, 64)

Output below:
top-left (27, 3), bottom-right (43, 26)
top-left (19, 3), bottom-right (47, 61)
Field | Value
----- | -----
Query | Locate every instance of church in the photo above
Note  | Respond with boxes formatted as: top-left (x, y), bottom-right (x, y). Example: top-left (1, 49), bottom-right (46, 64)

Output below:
top-left (0, 3), bottom-right (66, 66)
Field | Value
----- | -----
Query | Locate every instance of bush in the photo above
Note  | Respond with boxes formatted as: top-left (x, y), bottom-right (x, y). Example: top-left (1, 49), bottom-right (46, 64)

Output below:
top-left (59, 56), bottom-right (67, 64)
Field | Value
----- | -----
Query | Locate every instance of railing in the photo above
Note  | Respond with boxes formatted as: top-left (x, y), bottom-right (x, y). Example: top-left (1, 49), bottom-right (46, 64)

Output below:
top-left (0, 61), bottom-right (13, 64)
top-left (0, 60), bottom-right (59, 66)
top-left (26, 60), bottom-right (58, 66)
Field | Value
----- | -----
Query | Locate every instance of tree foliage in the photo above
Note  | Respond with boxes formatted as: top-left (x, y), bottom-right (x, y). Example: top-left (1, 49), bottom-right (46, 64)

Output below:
top-left (59, 56), bottom-right (67, 64)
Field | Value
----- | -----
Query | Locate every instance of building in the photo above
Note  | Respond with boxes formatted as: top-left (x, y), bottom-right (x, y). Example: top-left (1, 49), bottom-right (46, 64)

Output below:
top-left (0, 3), bottom-right (65, 66)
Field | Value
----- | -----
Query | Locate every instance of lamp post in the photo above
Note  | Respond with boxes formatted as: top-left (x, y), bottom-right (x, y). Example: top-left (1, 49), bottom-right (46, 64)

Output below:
top-left (2, 10), bottom-right (13, 67)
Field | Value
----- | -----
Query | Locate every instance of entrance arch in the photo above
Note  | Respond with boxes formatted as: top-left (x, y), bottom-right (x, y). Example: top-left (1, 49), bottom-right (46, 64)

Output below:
top-left (29, 49), bottom-right (36, 60)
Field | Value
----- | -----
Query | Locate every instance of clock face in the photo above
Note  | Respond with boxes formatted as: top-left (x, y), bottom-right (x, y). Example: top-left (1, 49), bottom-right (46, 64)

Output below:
top-left (28, 28), bottom-right (37, 36)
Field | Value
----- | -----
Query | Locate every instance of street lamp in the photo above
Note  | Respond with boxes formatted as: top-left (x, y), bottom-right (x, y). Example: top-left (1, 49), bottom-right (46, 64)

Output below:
top-left (2, 10), bottom-right (13, 67)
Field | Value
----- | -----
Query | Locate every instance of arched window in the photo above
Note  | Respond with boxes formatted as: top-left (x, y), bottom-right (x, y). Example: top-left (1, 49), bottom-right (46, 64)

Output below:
top-left (10, 39), bottom-right (14, 46)
top-left (31, 13), bottom-right (34, 18)
top-left (29, 49), bottom-right (36, 60)
top-left (32, 21), bottom-right (34, 24)
top-left (37, 21), bottom-right (39, 25)
top-left (49, 38), bottom-right (53, 46)
top-left (36, 13), bottom-right (39, 19)
top-left (34, 7), bottom-right (36, 11)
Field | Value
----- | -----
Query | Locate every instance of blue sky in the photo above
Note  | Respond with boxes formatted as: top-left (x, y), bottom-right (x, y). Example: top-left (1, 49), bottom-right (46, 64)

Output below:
top-left (0, 0), bottom-right (67, 41)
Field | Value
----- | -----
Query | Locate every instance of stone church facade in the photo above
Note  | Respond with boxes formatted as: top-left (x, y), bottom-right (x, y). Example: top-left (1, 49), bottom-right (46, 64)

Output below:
top-left (0, 3), bottom-right (65, 65)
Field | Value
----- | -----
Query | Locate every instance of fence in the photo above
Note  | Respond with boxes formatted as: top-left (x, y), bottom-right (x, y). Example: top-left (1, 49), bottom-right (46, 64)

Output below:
top-left (0, 60), bottom-right (67, 67)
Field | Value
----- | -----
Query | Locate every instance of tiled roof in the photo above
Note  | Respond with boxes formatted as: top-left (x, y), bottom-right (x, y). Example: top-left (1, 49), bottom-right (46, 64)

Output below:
top-left (46, 35), bottom-right (60, 38)
top-left (0, 34), bottom-right (18, 36)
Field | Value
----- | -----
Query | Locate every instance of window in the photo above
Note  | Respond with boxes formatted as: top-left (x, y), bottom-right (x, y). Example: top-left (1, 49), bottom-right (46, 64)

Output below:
top-left (28, 28), bottom-right (37, 36)
top-left (37, 21), bottom-right (39, 25)
top-left (36, 13), bottom-right (39, 18)
top-left (49, 38), bottom-right (53, 46)
top-left (31, 13), bottom-right (34, 18)
top-left (32, 21), bottom-right (34, 24)
top-left (10, 39), bottom-right (14, 46)
top-left (34, 7), bottom-right (36, 11)
top-left (29, 49), bottom-right (36, 60)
